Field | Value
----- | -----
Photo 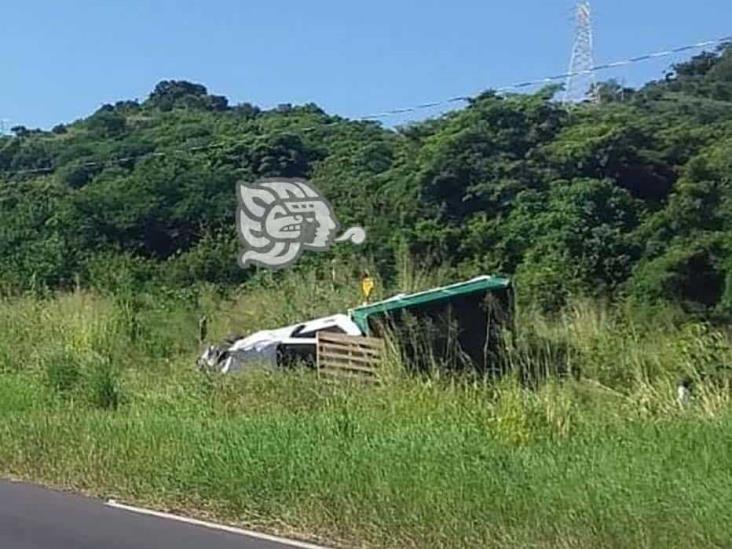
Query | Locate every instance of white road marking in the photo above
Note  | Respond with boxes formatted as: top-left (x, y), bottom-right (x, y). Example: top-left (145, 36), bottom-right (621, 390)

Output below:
top-left (105, 499), bottom-right (330, 549)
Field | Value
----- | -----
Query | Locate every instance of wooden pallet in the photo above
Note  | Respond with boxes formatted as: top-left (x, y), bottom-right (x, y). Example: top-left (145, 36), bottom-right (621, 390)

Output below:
top-left (316, 331), bottom-right (385, 382)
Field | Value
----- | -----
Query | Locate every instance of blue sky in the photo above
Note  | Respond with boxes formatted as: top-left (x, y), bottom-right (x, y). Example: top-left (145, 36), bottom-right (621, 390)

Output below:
top-left (3, 0), bottom-right (730, 129)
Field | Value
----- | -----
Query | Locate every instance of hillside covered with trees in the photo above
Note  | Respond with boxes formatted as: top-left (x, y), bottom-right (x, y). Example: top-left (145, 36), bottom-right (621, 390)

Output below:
top-left (2, 45), bottom-right (732, 313)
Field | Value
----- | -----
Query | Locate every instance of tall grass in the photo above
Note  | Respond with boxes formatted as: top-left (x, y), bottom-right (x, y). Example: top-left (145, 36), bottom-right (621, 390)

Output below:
top-left (0, 268), bottom-right (730, 547)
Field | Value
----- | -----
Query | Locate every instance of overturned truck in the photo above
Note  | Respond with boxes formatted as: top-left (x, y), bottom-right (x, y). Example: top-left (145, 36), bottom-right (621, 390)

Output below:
top-left (198, 275), bottom-right (514, 375)
top-left (349, 275), bottom-right (514, 375)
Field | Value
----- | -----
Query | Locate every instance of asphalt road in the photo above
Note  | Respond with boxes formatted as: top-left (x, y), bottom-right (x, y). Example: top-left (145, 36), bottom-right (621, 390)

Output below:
top-left (0, 480), bottom-right (315, 549)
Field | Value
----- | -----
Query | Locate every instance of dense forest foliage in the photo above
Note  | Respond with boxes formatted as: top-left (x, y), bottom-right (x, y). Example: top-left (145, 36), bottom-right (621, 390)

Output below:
top-left (1, 46), bottom-right (731, 314)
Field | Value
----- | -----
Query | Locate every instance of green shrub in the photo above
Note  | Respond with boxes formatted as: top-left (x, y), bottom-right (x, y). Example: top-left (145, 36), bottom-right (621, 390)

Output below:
top-left (84, 355), bottom-right (122, 410)
top-left (630, 237), bottom-right (728, 312)
top-left (43, 349), bottom-right (81, 395)
top-left (0, 343), bottom-right (15, 373)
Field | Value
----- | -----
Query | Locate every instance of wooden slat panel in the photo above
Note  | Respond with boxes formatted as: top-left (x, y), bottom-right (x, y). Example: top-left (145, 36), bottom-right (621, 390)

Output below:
top-left (316, 338), bottom-right (384, 356)
top-left (317, 332), bottom-right (385, 382)
top-left (317, 353), bottom-right (380, 367)
top-left (322, 360), bottom-right (378, 373)
top-left (316, 354), bottom-right (380, 370)
top-left (320, 351), bottom-right (381, 368)
top-left (319, 362), bottom-right (379, 374)
top-left (317, 347), bottom-right (382, 360)
top-left (317, 345), bottom-right (383, 363)
top-left (317, 342), bottom-right (383, 356)
top-left (317, 331), bottom-right (385, 349)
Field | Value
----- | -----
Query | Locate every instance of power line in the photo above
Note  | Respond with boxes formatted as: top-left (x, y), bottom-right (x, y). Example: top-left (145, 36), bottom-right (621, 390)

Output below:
top-left (360, 35), bottom-right (731, 118)
top-left (1, 35), bottom-right (730, 179)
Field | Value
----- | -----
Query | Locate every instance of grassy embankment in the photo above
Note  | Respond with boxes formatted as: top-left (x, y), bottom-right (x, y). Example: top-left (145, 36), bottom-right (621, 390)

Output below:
top-left (0, 268), bottom-right (730, 548)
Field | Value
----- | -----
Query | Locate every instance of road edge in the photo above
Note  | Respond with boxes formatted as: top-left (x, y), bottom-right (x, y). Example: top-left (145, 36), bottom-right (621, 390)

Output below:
top-left (106, 499), bottom-right (331, 549)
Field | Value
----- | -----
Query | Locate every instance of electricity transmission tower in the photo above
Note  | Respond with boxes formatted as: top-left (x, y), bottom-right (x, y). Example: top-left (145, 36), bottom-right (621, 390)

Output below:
top-left (564, 1), bottom-right (598, 104)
